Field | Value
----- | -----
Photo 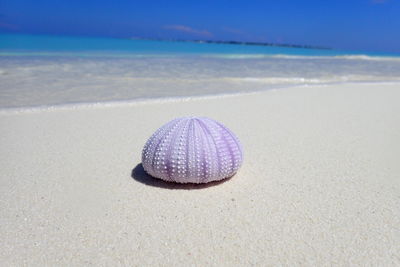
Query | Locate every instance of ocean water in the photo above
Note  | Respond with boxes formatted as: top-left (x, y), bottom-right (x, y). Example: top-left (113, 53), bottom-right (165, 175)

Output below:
top-left (1, 33), bottom-right (400, 109)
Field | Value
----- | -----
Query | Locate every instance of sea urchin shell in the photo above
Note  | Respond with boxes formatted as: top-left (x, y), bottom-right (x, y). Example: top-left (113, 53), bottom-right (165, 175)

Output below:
top-left (141, 117), bottom-right (243, 184)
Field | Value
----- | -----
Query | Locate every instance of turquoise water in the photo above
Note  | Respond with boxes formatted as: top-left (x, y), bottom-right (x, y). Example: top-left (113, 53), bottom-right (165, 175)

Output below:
top-left (2, 33), bottom-right (399, 58)
top-left (1, 34), bottom-right (400, 109)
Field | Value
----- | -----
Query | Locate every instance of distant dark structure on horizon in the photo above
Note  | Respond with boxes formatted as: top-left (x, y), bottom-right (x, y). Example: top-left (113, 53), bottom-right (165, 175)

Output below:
top-left (129, 37), bottom-right (331, 50)
top-left (184, 39), bottom-right (330, 50)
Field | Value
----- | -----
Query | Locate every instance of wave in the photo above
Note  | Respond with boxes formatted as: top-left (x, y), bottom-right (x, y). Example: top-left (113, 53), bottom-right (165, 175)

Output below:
top-left (2, 50), bottom-right (400, 61)
top-left (203, 53), bottom-right (400, 61)
top-left (0, 51), bottom-right (181, 58)
top-left (225, 75), bottom-right (400, 84)
top-left (334, 55), bottom-right (400, 61)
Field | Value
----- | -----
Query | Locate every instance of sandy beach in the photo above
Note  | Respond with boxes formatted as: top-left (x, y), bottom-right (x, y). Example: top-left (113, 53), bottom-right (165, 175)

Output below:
top-left (1, 82), bottom-right (399, 265)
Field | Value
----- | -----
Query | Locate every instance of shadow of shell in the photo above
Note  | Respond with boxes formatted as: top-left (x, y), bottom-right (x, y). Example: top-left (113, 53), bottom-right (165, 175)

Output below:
top-left (131, 163), bottom-right (232, 190)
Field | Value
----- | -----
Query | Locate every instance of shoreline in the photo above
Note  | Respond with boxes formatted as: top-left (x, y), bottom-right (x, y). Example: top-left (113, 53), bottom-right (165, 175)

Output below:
top-left (1, 81), bottom-right (400, 114)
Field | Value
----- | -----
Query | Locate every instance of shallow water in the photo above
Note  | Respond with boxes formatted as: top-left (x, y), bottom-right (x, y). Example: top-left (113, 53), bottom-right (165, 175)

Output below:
top-left (1, 34), bottom-right (400, 109)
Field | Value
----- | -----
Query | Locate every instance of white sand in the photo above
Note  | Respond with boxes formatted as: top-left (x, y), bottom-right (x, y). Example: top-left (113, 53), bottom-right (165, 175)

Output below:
top-left (1, 83), bottom-right (399, 265)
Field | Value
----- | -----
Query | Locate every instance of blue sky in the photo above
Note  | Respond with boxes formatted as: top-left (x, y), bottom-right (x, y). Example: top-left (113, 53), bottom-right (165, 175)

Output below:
top-left (0, 0), bottom-right (399, 52)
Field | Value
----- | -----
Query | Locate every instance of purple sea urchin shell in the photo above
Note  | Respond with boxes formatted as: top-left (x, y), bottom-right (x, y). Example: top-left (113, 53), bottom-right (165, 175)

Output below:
top-left (141, 117), bottom-right (243, 184)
